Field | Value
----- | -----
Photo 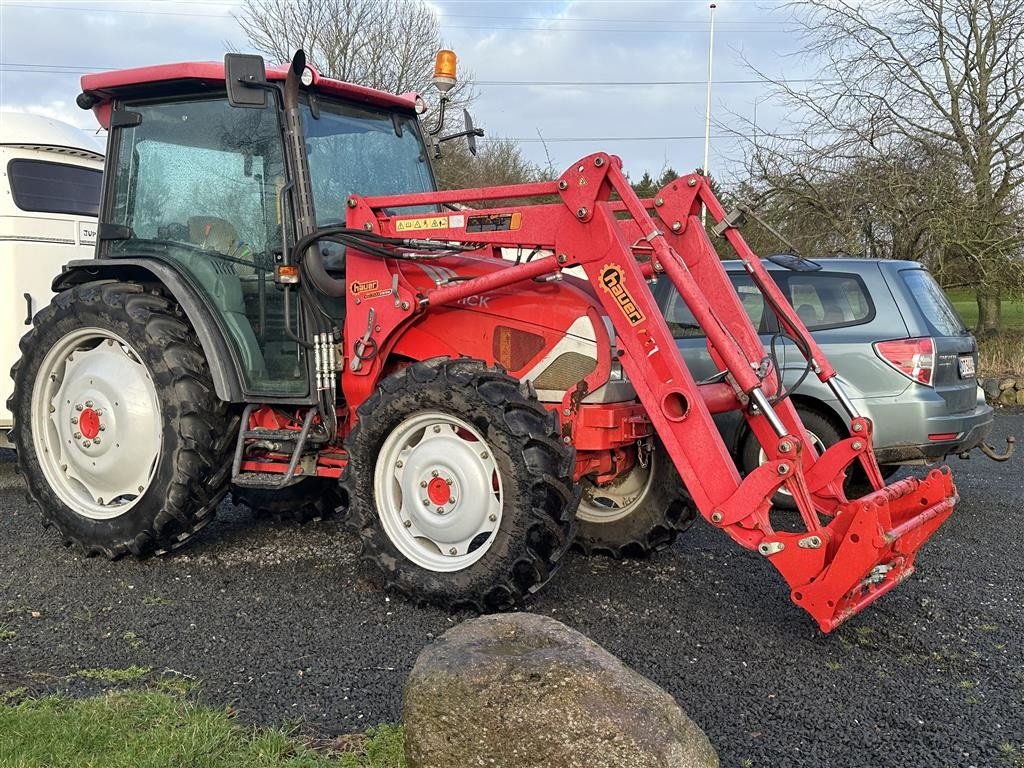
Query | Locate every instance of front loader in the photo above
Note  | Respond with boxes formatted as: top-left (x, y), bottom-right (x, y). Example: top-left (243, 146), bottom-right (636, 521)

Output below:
top-left (8, 50), bottom-right (957, 632)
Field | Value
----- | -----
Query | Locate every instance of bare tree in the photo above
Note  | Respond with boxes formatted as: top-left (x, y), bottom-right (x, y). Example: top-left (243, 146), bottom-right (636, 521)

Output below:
top-left (234, 0), bottom-right (546, 191)
top-left (236, 0), bottom-right (475, 124)
top-left (743, 0), bottom-right (1024, 335)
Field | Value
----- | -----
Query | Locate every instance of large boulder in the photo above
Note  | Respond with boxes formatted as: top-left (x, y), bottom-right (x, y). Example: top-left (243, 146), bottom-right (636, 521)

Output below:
top-left (403, 613), bottom-right (718, 768)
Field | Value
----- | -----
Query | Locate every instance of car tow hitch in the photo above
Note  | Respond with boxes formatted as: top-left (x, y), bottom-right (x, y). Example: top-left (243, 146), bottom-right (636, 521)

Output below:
top-left (960, 436), bottom-right (1016, 462)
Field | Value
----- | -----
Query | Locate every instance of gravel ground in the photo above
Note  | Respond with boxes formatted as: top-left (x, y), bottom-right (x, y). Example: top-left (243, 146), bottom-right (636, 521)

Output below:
top-left (1, 409), bottom-right (1022, 768)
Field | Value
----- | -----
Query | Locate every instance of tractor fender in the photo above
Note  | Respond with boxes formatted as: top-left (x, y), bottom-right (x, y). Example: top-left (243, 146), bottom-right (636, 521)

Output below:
top-left (53, 259), bottom-right (245, 402)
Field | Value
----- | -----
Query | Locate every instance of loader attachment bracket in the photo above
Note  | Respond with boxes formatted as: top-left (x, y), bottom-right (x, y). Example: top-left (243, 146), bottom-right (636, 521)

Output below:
top-left (765, 468), bottom-right (957, 632)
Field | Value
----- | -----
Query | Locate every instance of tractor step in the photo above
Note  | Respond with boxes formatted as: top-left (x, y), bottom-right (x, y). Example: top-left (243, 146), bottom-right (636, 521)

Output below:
top-left (231, 471), bottom-right (305, 490)
top-left (763, 468), bottom-right (957, 631)
top-left (231, 405), bottom-right (318, 491)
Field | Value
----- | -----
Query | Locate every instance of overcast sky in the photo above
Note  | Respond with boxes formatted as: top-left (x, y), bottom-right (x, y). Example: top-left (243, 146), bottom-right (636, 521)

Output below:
top-left (0, 0), bottom-right (809, 182)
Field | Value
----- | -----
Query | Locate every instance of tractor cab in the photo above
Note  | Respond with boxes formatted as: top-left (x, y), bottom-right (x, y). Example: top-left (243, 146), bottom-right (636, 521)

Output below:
top-left (77, 60), bottom-right (438, 399)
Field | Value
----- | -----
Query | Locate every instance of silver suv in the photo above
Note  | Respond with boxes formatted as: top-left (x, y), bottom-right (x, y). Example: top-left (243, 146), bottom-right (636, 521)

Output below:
top-left (656, 258), bottom-right (993, 489)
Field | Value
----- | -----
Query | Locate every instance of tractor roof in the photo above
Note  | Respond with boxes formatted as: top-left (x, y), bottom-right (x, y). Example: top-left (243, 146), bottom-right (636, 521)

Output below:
top-left (80, 61), bottom-right (417, 129)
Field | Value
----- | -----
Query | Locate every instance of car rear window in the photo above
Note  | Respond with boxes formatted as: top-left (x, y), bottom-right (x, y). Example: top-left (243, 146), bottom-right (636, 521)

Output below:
top-left (7, 159), bottom-right (102, 217)
top-left (899, 268), bottom-right (967, 336)
top-left (781, 273), bottom-right (873, 330)
top-left (661, 274), bottom-right (776, 338)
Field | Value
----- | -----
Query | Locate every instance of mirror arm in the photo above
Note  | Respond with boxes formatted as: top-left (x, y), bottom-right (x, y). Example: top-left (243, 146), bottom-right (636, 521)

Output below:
top-left (438, 127), bottom-right (485, 143)
top-left (427, 93), bottom-right (449, 137)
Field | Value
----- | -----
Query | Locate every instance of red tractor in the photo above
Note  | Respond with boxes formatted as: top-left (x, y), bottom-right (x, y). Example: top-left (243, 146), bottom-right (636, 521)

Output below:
top-left (8, 51), bottom-right (958, 631)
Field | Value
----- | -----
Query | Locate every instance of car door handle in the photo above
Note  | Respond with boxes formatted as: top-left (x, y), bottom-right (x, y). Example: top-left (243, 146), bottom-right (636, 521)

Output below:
top-left (24, 293), bottom-right (32, 325)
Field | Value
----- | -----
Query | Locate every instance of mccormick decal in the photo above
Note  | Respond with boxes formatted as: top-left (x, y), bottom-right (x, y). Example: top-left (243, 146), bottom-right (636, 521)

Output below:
top-left (599, 264), bottom-right (646, 326)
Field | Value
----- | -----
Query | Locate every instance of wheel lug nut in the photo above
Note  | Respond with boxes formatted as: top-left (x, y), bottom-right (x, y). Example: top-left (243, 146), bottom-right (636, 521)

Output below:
top-left (85, 400), bottom-right (94, 408)
top-left (449, 547), bottom-right (457, 555)
top-left (403, 520), bottom-right (412, 528)
top-left (99, 425), bottom-right (106, 432)
top-left (489, 513), bottom-right (497, 521)
top-left (422, 499), bottom-right (430, 506)
top-left (93, 438), bottom-right (101, 445)
top-left (436, 507), bottom-right (445, 514)
top-left (73, 432), bottom-right (82, 439)
top-left (431, 470), bottom-right (439, 477)
top-left (95, 409), bottom-right (103, 417)
top-left (420, 480), bottom-right (428, 488)
top-left (75, 404), bottom-right (83, 412)
top-left (446, 477), bottom-right (453, 485)
top-left (396, 460), bottom-right (404, 468)
top-left (480, 451), bottom-right (488, 459)
top-left (433, 425), bottom-right (441, 433)
top-left (70, 417), bottom-right (78, 424)
top-left (83, 441), bottom-right (92, 448)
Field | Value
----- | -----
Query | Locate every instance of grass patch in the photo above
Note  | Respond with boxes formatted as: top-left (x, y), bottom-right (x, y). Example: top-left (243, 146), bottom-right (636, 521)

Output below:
top-left (947, 290), bottom-right (1024, 333)
top-left (75, 666), bottom-right (151, 684)
top-left (0, 623), bottom-right (16, 641)
top-left (945, 290), bottom-right (1024, 375)
top-left (0, 688), bottom-right (406, 767)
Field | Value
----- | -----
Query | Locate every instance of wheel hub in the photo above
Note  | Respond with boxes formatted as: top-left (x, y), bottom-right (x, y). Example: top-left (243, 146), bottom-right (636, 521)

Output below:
top-left (375, 412), bottom-right (503, 572)
top-left (78, 407), bottom-right (101, 440)
top-left (31, 328), bottom-right (162, 520)
top-left (426, 475), bottom-right (453, 508)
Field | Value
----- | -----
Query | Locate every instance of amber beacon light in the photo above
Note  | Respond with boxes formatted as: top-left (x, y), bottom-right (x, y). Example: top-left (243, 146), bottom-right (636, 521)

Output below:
top-left (433, 50), bottom-right (457, 93)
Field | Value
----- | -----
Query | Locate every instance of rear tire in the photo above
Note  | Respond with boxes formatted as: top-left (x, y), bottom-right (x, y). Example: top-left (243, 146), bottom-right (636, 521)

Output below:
top-left (574, 439), bottom-right (696, 557)
top-left (9, 281), bottom-right (234, 557)
top-left (341, 358), bottom-right (578, 611)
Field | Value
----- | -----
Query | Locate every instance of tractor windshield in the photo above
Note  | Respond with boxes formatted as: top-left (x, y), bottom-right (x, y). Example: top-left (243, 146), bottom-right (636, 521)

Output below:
top-left (301, 98), bottom-right (436, 224)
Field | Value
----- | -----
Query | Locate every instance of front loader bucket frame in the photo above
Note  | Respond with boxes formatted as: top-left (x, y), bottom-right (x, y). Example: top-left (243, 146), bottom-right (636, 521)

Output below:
top-left (343, 153), bottom-right (958, 631)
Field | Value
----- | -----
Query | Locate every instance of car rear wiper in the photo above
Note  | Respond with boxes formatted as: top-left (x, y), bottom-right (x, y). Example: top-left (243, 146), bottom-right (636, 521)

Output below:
top-left (768, 253), bottom-right (823, 272)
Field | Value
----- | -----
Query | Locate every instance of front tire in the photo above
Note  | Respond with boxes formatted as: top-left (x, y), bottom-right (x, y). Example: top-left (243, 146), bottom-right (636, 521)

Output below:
top-left (9, 281), bottom-right (234, 557)
top-left (574, 439), bottom-right (696, 557)
top-left (341, 358), bottom-right (578, 611)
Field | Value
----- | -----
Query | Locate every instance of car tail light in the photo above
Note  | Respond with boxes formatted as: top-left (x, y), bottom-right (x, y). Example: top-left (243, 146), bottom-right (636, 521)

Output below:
top-left (873, 337), bottom-right (935, 386)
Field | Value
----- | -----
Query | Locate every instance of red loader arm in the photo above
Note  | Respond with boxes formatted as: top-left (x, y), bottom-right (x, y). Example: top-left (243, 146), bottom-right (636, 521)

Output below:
top-left (344, 154), bottom-right (957, 632)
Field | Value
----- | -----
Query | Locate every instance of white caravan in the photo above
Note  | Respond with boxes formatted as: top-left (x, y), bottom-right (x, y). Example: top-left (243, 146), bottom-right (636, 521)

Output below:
top-left (1, 113), bottom-right (104, 447)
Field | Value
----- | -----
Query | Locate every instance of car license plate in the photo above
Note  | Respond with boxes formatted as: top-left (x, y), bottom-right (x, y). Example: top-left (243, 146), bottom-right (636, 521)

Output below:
top-left (958, 355), bottom-right (976, 378)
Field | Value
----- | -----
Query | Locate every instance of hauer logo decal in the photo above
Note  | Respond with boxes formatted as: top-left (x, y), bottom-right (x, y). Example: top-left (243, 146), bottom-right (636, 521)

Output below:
top-left (350, 279), bottom-right (379, 294)
top-left (350, 279), bottom-right (392, 300)
top-left (599, 264), bottom-right (646, 325)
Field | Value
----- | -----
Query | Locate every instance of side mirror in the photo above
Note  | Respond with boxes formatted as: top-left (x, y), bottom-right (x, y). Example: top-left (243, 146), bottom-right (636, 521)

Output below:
top-left (463, 110), bottom-right (481, 156)
top-left (437, 109), bottom-right (486, 157)
top-left (225, 53), bottom-right (268, 108)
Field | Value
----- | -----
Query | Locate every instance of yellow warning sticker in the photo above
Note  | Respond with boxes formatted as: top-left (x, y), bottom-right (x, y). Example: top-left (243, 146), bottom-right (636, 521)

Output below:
top-left (395, 215), bottom-right (450, 232)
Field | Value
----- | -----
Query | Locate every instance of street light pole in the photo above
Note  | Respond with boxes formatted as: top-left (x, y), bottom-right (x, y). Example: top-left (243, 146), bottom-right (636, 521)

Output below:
top-left (701, 2), bottom-right (717, 226)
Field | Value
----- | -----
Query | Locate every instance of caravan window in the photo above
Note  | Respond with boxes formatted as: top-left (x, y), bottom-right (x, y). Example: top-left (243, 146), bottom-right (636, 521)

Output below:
top-left (7, 159), bottom-right (102, 216)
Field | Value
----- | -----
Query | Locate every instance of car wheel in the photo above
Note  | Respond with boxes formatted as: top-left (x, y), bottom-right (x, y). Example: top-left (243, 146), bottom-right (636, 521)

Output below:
top-left (741, 406), bottom-right (839, 510)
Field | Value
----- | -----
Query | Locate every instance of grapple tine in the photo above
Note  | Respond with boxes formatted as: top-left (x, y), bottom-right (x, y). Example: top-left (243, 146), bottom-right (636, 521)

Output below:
top-left (764, 469), bottom-right (957, 631)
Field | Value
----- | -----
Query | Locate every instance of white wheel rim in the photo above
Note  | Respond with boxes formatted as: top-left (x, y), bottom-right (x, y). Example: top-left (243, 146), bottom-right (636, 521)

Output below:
top-left (758, 430), bottom-right (826, 498)
top-left (577, 452), bottom-right (656, 524)
top-left (30, 327), bottom-right (162, 520)
top-left (374, 411), bottom-right (503, 572)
